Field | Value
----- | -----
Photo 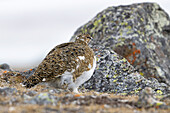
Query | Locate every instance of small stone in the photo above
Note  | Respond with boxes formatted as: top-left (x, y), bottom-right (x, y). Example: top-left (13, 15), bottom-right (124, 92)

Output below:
top-left (49, 89), bottom-right (63, 94)
top-left (9, 107), bottom-right (15, 112)
top-left (65, 94), bottom-right (74, 98)
top-left (26, 90), bottom-right (37, 96)
top-left (24, 93), bottom-right (58, 105)
top-left (23, 94), bottom-right (32, 100)
top-left (0, 63), bottom-right (11, 71)
top-left (0, 87), bottom-right (17, 96)
top-left (104, 104), bottom-right (111, 108)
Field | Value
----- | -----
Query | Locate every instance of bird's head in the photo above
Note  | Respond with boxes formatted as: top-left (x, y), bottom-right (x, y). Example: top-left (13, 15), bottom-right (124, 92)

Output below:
top-left (75, 34), bottom-right (93, 44)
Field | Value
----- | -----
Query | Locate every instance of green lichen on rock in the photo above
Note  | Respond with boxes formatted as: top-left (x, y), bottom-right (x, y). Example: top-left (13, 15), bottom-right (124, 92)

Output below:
top-left (80, 46), bottom-right (168, 95)
top-left (71, 3), bottom-right (170, 94)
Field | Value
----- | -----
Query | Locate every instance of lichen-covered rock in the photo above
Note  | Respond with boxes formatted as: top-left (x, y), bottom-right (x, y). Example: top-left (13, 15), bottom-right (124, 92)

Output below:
top-left (71, 3), bottom-right (170, 86)
top-left (137, 87), bottom-right (168, 108)
top-left (81, 47), bottom-right (168, 95)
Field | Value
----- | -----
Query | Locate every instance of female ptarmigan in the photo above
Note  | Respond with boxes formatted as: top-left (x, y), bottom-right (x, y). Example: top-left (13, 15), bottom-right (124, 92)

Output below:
top-left (22, 34), bottom-right (96, 93)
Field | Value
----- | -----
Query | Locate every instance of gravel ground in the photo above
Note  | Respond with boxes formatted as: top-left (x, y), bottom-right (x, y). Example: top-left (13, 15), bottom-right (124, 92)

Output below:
top-left (0, 69), bottom-right (170, 113)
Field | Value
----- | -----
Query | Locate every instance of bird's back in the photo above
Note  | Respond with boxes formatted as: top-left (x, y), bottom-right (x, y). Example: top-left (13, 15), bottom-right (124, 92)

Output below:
top-left (23, 41), bottom-right (95, 88)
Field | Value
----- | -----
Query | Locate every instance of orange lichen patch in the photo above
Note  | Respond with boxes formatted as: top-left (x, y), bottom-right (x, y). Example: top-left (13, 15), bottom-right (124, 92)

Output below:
top-left (101, 104), bottom-right (105, 109)
top-left (94, 48), bottom-right (98, 51)
top-left (3, 71), bottom-right (7, 73)
top-left (130, 49), bottom-right (141, 64)
top-left (137, 50), bottom-right (140, 53)
top-left (97, 55), bottom-right (101, 57)
top-left (132, 43), bottom-right (136, 46)
top-left (74, 94), bottom-right (81, 97)
top-left (155, 106), bottom-right (159, 109)
top-left (124, 42), bottom-right (141, 65)
top-left (125, 50), bottom-right (141, 64)
top-left (133, 49), bottom-right (140, 54)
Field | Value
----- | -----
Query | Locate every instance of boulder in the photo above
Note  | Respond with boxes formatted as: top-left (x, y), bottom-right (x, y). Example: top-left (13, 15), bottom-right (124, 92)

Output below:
top-left (70, 3), bottom-right (170, 93)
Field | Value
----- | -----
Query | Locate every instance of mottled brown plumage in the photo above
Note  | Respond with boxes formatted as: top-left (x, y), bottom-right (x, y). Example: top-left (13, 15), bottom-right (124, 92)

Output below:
top-left (22, 34), bottom-right (96, 93)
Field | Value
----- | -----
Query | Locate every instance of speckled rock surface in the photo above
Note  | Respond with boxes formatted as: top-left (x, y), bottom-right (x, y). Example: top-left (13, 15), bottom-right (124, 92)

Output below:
top-left (137, 87), bottom-right (167, 108)
top-left (70, 3), bottom-right (170, 90)
top-left (81, 46), bottom-right (168, 95)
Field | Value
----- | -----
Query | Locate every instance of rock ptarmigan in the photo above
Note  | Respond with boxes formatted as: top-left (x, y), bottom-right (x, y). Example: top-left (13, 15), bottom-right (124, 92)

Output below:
top-left (22, 34), bottom-right (96, 93)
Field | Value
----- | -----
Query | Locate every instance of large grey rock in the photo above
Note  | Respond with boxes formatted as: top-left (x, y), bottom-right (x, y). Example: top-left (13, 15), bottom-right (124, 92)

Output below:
top-left (71, 3), bottom-right (170, 94)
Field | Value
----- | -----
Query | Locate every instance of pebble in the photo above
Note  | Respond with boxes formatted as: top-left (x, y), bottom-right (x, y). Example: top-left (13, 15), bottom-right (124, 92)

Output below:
top-left (24, 93), bottom-right (58, 105)
top-left (0, 87), bottom-right (17, 96)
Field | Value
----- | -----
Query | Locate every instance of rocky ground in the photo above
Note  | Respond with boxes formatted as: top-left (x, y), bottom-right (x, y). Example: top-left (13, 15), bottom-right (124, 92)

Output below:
top-left (0, 67), bottom-right (170, 113)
